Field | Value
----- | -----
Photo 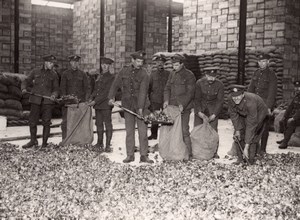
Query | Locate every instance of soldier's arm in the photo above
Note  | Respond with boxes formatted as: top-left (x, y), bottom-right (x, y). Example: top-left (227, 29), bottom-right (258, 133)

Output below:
top-left (228, 100), bottom-right (244, 132)
top-left (213, 82), bottom-right (225, 116)
top-left (180, 72), bottom-right (196, 109)
top-left (266, 70), bottom-right (277, 109)
top-left (95, 77), bottom-right (115, 105)
top-left (283, 98), bottom-right (295, 119)
top-left (21, 69), bottom-right (35, 91)
top-left (148, 72), bottom-right (154, 101)
top-left (163, 72), bottom-right (173, 103)
top-left (138, 71), bottom-right (150, 109)
top-left (244, 101), bottom-right (259, 144)
top-left (247, 72), bottom-right (256, 93)
top-left (60, 71), bottom-right (67, 96)
top-left (293, 110), bottom-right (300, 121)
top-left (83, 72), bottom-right (90, 101)
top-left (194, 80), bottom-right (203, 114)
top-left (51, 71), bottom-right (59, 98)
top-left (108, 70), bottom-right (122, 100)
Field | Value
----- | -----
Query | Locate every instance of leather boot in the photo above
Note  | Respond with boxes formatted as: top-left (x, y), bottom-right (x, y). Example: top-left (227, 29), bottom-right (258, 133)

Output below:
top-left (22, 126), bottom-right (38, 149)
top-left (148, 125), bottom-right (158, 140)
top-left (123, 155), bottom-right (135, 163)
top-left (42, 126), bottom-right (50, 148)
top-left (278, 141), bottom-right (288, 149)
top-left (140, 155), bottom-right (154, 164)
top-left (105, 129), bottom-right (112, 152)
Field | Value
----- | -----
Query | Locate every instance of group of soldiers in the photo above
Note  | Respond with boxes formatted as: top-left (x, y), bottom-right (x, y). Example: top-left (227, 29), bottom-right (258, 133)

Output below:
top-left (21, 51), bottom-right (300, 165)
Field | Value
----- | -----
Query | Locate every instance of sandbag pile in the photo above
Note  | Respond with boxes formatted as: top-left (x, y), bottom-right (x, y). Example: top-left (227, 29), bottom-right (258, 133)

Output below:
top-left (0, 74), bottom-right (23, 121)
top-left (197, 48), bottom-right (284, 118)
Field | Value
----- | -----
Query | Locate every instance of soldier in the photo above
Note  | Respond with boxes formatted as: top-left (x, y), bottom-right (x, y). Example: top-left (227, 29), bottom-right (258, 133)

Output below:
top-left (21, 55), bottom-right (59, 149)
top-left (60, 55), bottom-right (90, 140)
top-left (148, 54), bottom-right (170, 140)
top-left (247, 54), bottom-right (277, 155)
top-left (228, 85), bottom-right (268, 165)
top-left (194, 66), bottom-right (224, 158)
top-left (88, 57), bottom-right (115, 152)
top-left (108, 51), bottom-right (153, 163)
top-left (277, 81), bottom-right (300, 149)
top-left (164, 54), bottom-right (196, 159)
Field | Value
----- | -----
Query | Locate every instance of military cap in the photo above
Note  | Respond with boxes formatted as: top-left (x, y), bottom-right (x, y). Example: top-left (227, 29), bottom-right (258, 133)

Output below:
top-left (43, 54), bottom-right (56, 62)
top-left (153, 54), bottom-right (167, 62)
top-left (229, 84), bottom-right (246, 97)
top-left (100, 57), bottom-right (114, 64)
top-left (171, 54), bottom-right (185, 63)
top-left (130, 51), bottom-right (146, 60)
top-left (294, 81), bottom-right (300, 87)
top-left (204, 66), bottom-right (219, 76)
top-left (68, 55), bottom-right (81, 62)
top-left (258, 54), bottom-right (270, 60)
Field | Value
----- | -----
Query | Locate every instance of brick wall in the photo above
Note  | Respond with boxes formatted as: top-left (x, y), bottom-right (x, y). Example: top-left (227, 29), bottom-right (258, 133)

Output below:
top-left (0, 0), bottom-right (14, 73)
top-left (172, 15), bottom-right (183, 52)
top-left (31, 5), bottom-right (73, 71)
top-left (73, 0), bottom-right (100, 73)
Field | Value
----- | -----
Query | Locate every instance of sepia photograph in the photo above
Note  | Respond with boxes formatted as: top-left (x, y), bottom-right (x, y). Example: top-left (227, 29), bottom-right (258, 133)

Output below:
top-left (0, 0), bottom-right (299, 219)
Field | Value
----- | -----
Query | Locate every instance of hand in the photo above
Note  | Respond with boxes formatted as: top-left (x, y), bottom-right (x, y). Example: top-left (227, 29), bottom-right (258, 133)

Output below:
top-left (208, 114), bottom-right (216, 122)
top-left (243, 144), bottom-right (249, 159)
top-left (50, 95), bottom-right (56, 101)
top-left (288, 118), bottom-right (295, 123)
top-left (138, 108), bottom-right (143, 117)
top-left (22, 89), bottom-right (27, 95)
top-left (234, 130), bottom-right (241, 141)
top-left (87, 100), bottom-right (95, 106)
top-left (108, 99), bottom-right (115, 106)
top-left (163, 101), bottom-right (168, 109)
top-left (179, 104), bottom-right (183, 112)
top-left (268, 108), bottom-right (272, 116)
top-left (198, 112), bottom-right (209, 123)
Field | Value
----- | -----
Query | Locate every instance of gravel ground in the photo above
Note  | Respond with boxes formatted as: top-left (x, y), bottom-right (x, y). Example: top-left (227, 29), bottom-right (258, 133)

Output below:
top-left (1, 112), bottom-right (300, 219)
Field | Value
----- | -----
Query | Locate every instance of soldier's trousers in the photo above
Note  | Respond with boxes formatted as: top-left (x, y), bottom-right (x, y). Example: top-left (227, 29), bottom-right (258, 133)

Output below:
top-left (259, 115), bottom-right (271, 153)
top-left (29, 103), bottom-right (53, 143)
top-left (282, 119), bottom-right (300, 144)
top-left (182, 109), bottom-right (192, 157)
top-left (149, 102), bottom-right (163, 137)
top-left (124, 111), bottom-right (148, 157)
top-left (95, 109), bottom-right (113, 146)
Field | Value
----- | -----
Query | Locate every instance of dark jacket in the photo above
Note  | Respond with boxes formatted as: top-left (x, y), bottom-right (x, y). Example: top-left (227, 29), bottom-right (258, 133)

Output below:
top-left (284, 92), bottom-right (300, 121)
top-left (228, 92), bottom-right (268, 144)
top-left (21, 66), bottom-right (59, 105)
top-left (164, 66), bottom-right (196, 110)
top-left (60, 68), bottom-right (90, 102)
top-left (149, 68), bottom-right (170, 105)
top-left (90, 71), bottom-right (115, 109)
top-left (108, 65), bottom-right (150, 111)
top-left (194, 77), bottom-right (224, 116)
top-left (248, 67), bottom-right (277, 109)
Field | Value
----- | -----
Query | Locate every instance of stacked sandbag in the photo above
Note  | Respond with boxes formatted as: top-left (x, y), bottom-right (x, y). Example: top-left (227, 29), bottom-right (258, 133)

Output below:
top-left (0, 74), bottom-right (23, 121)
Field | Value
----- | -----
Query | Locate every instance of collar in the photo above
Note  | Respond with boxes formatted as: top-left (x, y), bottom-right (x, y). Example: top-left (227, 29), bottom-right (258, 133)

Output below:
top-left (174, 65), bottom-right (185, 74)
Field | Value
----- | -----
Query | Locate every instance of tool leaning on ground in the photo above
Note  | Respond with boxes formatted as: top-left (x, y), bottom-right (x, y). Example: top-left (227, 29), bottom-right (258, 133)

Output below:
top-left (111, 101), bottom-right (174, 125)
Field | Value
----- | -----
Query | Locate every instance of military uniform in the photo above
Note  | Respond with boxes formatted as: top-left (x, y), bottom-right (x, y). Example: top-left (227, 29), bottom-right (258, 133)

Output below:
top-left (148, 55), bottom-right (170, 139)
top-left (90, 57), bottom-right (115, 151)
top-left (21, 55), bottom-right (59, 148)
top-left (164, 54), bottom-right (196, 157)
top-left (194, 70), bottom-right (224, 131)
top-left (60, 55), bottom-right (90, 140)
top-left (229, 89), bottom-right (268, 164)
top-left (108, 51), bottom-right (151, 163)
top-left (247, 54), bottom-right (277, 154)
top-left (278, 82), bottom-right (300, 149)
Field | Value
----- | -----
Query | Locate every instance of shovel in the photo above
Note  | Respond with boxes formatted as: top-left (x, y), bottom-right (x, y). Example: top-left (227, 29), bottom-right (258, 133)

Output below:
top-left (112, 102), bottom-right (149, 123)
top-left (24, 91), bottom-right (61, 103)
top-left (233, 136), bottom-right (250, 165)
